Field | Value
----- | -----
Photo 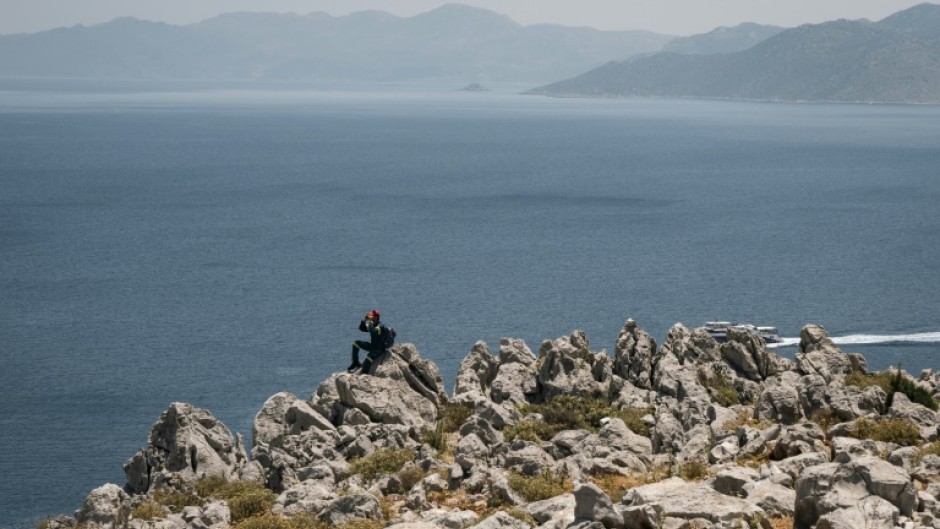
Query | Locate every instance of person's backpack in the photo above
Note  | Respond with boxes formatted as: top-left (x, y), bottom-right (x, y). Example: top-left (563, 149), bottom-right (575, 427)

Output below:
top-left (382, 325), bottom-right (397, 349)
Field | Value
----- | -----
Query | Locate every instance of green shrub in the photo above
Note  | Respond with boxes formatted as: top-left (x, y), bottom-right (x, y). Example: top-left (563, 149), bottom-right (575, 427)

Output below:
top-left (440, 402), bottom-right (475, 432)
top-left (422, 420), bottom-right (448, 452)
top-left (349, 448), bottom-right (416, 482)
top-left (679, 460), bottom-right (710, 481)
top-left (504, 419), bottom-right (559, 443)
top-left (845, 372), bottom-right (893, 393)
top-left (507, 471), bottom-right (571, 502)
top-left (850, 418), bottom-right (921, 446)
top-left (887, 370), bottom-right (938, 411)
top-left (394, 465), bottom-right (428, 494)
top-left (151, 487), bottom-right (202, 513)
top-left (194, 479), bottom-right (277, 522)
top-left (131, 500), bottom-right (166, 520)
top-left (513, 396), bottom-right (652, 441)
top-left (698, 371), bottom-right (741, 407)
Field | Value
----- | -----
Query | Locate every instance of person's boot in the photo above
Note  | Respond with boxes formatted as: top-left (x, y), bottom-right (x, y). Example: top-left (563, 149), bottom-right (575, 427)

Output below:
top-left (347, 346), bottom-right (362, 373)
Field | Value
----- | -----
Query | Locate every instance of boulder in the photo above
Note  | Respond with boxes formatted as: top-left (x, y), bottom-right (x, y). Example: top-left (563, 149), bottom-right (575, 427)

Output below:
top-left (499, 337), bottom-right (537, 366)
top-left (537, 330), bottom-right (613, 401)
top-left (336, 373), bottom-right (437, 427)
top-left (622, 478), bottom-right (765, 524)
top-left (453, 341), bottom-right (499, 404)
top-left (712, 466), bottom-right (760, 497)
top-left (317, 493), bottom-right (382, 525)
top-left (795, 325), bottom-right (854, 382)
top-left (526, 493), bottom-right (575, 524)
top-left (470, 511), bottom-right (531, 529)
top-left (573, 482), bottom-right (623, 528)
top-left (490, 362), bottom-right (538, 405)
top-left (75, 484), bottom-right (130, 529)
top-left (613, 319), bottom-right (657, 390)
top-left (273, 480), bottom-right (338, 516)
top-left (756, 382), bottom-right (804, 425)
top-left (772, 422), bottom-right (827, 460)
top-left (794, 456), bottom-right (915, 529)
top-left (742, 480), bottom-right (796, 517)
top-left (506, 442), bottom-right (556, 476)
top-left (371, 344), bottom-right (449, 408)
top-left (889, 391), bottom-right (939, 430)
top-left (123, 403), bottom-right (247, 493)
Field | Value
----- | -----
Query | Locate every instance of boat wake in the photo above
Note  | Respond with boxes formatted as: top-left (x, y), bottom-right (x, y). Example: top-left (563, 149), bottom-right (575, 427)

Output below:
top-left (769, 332), bottom-right (940, 348)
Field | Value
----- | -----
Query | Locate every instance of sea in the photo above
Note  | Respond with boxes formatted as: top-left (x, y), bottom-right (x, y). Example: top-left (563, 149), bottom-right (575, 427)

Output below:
top-left (1, 80), bottom-right (939, 528)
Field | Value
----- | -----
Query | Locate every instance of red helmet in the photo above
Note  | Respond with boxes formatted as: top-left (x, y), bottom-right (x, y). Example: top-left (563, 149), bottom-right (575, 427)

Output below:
top-left (366, 310), bottom-right (381, 321)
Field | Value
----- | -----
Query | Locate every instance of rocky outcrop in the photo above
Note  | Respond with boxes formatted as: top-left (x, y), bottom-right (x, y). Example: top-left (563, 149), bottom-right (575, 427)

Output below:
top-left (63, 320), bottom-right (940, 529)
top-left (123, 403), bottom-right (249, 494)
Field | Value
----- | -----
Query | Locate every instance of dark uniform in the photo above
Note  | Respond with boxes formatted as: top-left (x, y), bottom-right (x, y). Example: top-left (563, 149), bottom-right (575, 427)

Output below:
top-left (349, 317), bottom-right (389, 373)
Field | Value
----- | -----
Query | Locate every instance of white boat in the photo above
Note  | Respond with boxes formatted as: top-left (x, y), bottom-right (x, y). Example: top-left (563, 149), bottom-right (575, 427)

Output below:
top-left (704, 321), bottom-right (783, 344)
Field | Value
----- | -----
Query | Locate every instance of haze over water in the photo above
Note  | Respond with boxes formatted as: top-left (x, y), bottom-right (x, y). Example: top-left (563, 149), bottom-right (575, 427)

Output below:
top-left (1, 82), bottom-right (939, 527)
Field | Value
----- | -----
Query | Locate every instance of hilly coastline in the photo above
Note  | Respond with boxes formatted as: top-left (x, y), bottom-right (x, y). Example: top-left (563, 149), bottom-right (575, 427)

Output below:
top-left (46, 321), bottom-right (940, 529)
top-left (532, 3), bottom-right (940, 104)
top-left (0, 4), bottom-right (671, 84)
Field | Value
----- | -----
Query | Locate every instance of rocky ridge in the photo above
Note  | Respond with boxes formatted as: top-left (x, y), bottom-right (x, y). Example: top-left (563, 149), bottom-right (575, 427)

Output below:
top-left (49, 321), bottom-right (940, 529)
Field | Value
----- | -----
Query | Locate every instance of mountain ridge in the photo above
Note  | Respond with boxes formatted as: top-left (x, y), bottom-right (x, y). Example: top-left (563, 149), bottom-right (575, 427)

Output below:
top-left (531, 3), bottom-right (940, 104)
top-left (0, 4), bottom-right (672, 84)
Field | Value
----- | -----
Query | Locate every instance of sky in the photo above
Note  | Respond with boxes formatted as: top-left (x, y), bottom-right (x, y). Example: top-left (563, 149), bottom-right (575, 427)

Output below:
top-left (0, 0), bottom-right (931, 36)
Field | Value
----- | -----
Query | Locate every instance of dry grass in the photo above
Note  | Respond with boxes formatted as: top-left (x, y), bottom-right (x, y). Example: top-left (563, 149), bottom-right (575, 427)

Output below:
top-left (233, 514), bottom-right (383, 529)
top-left (507, 471), bottom-right (572, 502)
top-left (722, 409), bottom-right (773, 432)
top-left (130, 500), bottom-right (166, 520)
top-left (587, 468), bottom-right (667, 502)
top-left (427, 490), bottom-right (488, 514)
top-left (766, 516), bottom-right (794, 529)
top-left (349, 448), bottom-right (416, 482)
top-left (850, 418), bottom-right (921, 446)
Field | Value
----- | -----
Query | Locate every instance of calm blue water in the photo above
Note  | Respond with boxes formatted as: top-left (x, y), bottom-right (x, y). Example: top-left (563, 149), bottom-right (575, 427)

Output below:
top-left (1, 83), bottom-right (939, 527)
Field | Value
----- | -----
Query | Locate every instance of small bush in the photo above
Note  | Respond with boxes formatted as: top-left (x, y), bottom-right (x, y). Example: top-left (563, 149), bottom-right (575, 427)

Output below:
top-left (723, 409), bottom-right (774, 432)
top-left (479, 507), bottom-right (537, 527)
top-left (131, 500), bottom-right (166, 520)
top-left (422, 420), bottom-right (448, 452)
top-left (440, 402), bottom-right (475, 432)
top-left (587, 471), bottom-right (666, 502)
top-left (850, 418), bottom-right (921, 446)
top-left (394, 465), bottom-right (428, 494)
top-left (507, 471), bottom-right (571, 502)
top-left (616, 406), bottom-right (654, 438)
top-left (698, 370), bottom-right (741, 407)
top-left (194, 479), bottom-right (277, 522)
top-left (151, 487), bottom-right (202, 513)
top-left (233, 514), bottom-right (382, 529)
top-left (349, 448), bottom-right (416, 482)
top-left (504, 419), bottom-right (558, 443)
top-left (887, 370), bottom-right (938, 411)
top-left (807, 409), bottom-right (841, 432)
top-left (845, 372), bottom-right (893, 393)
top-left (679, 460), bottom-right (710, 481)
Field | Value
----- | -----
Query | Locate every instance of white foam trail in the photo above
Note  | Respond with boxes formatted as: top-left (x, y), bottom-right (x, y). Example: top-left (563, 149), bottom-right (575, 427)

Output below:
top-left (769, 332), bottom-right (940, 348)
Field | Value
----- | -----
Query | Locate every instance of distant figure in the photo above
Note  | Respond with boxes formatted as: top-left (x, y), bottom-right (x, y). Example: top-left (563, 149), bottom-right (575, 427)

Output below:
top-left (347, 310), bottom-right (395, 374)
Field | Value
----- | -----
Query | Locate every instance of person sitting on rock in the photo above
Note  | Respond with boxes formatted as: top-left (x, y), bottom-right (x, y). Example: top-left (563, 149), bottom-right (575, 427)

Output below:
top-left (347, 310), bottom-right (393, 374)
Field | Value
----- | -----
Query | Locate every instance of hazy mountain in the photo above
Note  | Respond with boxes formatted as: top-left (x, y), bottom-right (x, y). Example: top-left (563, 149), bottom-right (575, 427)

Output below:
top-left (662, 22), bottom-right (785, 54)
top-left (532, 3), bottom-right (940, 104)
top-left (0, 4), bottom-right (672, 84)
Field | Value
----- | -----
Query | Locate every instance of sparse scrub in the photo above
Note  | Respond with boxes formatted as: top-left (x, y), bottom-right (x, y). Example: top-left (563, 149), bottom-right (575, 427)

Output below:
top-left (422, 420), bottom-right (448, 453)
top-left (766, 516), bottom-right (794, 529)
top-left (193, 479), bottom-right (277, 522)
top-left (850, 418), bottom-right (921, 446)
top-left (845, 371), bottom-right (893, 393)
top-left (394, 465), bottom-right (428, 494)
top-left (507, 471), bottom-right (571, 502)
top-left (698, 370), bottom-right (742, 407)
top-left (808, 409), bottom-right (841, 432)
top-left (233, 514), bottom-right (382, 529)
top-left (440, 402), bottom-right (475, 432)
top-left (509, 396), bottom-right (652, 443)
top-left (679, 459), bottom-right (710, 481)
top-left (723, 409), bottom-right (773, 432)
top-left (349, 448), bottom-right (416, 482)
top-left (587, 468), bottom-right (668, 502)
top-left (131, 500), bottom-right (166, 520)
top-left (887, 370), bottom-right (938, 411)
top-left (151, 486), bottom-right (202, 513)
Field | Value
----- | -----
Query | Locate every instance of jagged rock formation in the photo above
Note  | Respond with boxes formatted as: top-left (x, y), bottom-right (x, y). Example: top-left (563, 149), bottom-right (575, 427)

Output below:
top-left (61, 322), bottom-right (940, 529)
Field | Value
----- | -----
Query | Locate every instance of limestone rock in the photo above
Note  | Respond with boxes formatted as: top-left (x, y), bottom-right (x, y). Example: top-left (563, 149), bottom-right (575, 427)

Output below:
top-left (453, 341), bottom-right (499, 404)
top-left (273, 480), bottom-right (338, 516)
top-left (742, 480), bottom-right (796, 517)
top-left (470, 511), bottom-right (531, 529)
top-left (526, 493), bottom-right (575, 524)
top-left (75, 484), bottom-right (130, 529)
top-left (574, 482), bottom-right (623, 528)
top-left (124, 403), bottom-right (247, 493)
top-left (772, 422), bottom-right (827, 460)
top-left (613, 319), bottom-right (657, 390)
top-left (336, 373), bottom-right (437, 427)
top-left (622, 477), bottom-right (765, 524)
top-left (795, 325), bottom-right (854, 382)
top-left (506, 442), bottom-right (556, 476)
top-left (756, 382), bottom-right (804, 425)
top-left (712, 466), bottom-right (759, 497)
top-left (794, 456), bottom-right (915, 529)
top-left (317, 493), bottom-right (382, 525)
top-left (537, 330), bottom-right (613, 401)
